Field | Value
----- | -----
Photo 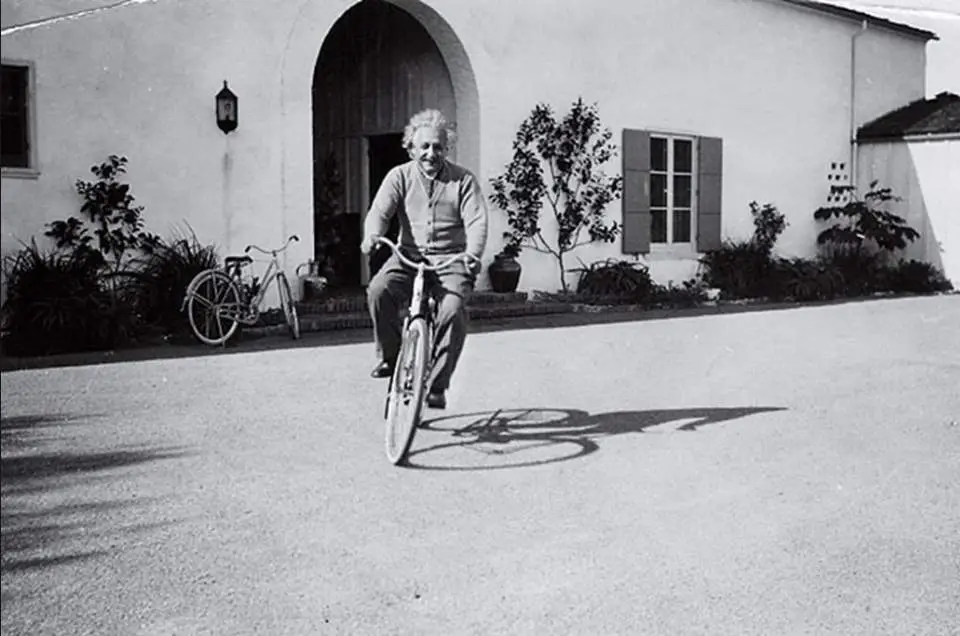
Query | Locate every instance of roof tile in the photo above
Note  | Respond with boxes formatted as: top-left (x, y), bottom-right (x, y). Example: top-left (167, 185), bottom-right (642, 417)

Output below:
top-left (858, 92), bottom-right (960, 140)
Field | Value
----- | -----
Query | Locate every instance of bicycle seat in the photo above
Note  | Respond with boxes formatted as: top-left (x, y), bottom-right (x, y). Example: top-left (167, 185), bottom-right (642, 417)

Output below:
top-left (225, 255), bottom-right (253, 267)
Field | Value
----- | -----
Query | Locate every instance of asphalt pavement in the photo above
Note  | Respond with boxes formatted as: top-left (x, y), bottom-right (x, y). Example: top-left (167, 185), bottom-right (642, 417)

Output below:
top-left (1, 295), bottom-right (958, 635)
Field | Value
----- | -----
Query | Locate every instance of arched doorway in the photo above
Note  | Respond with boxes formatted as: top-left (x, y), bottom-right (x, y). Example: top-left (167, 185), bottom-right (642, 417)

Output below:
top-left (312, 0), bottom-right (460, 289)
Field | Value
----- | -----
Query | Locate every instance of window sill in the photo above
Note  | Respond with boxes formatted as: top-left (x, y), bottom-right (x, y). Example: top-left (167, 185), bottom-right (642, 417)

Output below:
top-left (2, 167), bottom-right (40, 180)
top-left (645, 244), bottom-right (701, 261)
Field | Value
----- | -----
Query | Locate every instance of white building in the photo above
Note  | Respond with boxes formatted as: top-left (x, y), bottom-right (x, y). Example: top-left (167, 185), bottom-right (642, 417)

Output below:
top-left (0, 0), bottom-right (945, 298)
top-left (856, 91), bottom-right (960, 285)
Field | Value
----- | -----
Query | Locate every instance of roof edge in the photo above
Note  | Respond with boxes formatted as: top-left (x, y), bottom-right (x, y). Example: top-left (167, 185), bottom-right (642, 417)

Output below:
top-left (777, 0), bottom-right (939, 41)
top-left (857, 92), bottom-right (960, 140)
top-left (859, 132), bottom-right (960, 143)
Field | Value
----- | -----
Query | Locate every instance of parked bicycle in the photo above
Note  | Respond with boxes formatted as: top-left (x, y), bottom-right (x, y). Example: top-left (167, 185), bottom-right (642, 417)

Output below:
top-left (181, 235), bottom-right (301, 346)
top-left (374, 236), bottom-right (477, 465)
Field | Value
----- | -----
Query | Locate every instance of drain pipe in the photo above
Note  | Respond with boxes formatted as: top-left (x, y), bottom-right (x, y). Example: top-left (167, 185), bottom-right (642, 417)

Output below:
top-left (849, 20), bottom-right (869, 192)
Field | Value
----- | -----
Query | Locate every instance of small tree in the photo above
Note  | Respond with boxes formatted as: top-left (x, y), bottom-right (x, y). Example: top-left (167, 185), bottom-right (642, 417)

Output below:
top-left (489, 98), bottom-right (623, 293)
top-left (814, 180), bottom-right (919, 259)
top-left (45, 154), bottom-right (160, 276)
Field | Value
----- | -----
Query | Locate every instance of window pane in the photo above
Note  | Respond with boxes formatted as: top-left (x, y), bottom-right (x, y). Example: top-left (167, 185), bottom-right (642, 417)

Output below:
top-left (650, 173), bottom-right (667, 207)
top-left (651, 210), bottom-right (667, 243)
top-left (674, 139), bottom-right (692, 172)
top-left (673, 175), bottom-right (691, 208)
top-left (1, 65), bottom-right (29, 168)
top-left (673, 209), bottom-right (691, 243)
top-left (650, 137), bottom-right (667, 172)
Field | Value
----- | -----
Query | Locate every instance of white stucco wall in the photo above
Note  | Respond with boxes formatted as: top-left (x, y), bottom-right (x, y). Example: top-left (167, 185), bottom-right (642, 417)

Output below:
top-left (833, 0), bottom-right (960, 98)
top-left (857, 138), bottom-right (960, 285)
top-left (1, 0), bottom-right (931, 300)
top-left (1, 0), bottom-right (316, 306)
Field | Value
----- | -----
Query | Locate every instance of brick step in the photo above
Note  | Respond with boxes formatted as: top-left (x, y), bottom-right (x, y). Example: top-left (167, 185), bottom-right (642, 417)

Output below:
top-left (255, 301), bottom-right (575, 337)
top-left (296, 290), bottom-right (529, 315)
top-left (466, 301), bottom-right (573, 320)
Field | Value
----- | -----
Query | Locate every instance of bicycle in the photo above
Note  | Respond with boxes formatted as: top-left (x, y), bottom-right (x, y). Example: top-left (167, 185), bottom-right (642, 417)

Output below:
top-left (181, 235), bottom-right (301, 346)
top-left (374, 236), bottom-right (476, 466)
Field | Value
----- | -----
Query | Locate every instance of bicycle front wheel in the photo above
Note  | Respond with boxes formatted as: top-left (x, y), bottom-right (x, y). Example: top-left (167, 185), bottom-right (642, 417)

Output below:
top-left (277, 273), bottom-right (300, 340)
top-left (185, 270), bottom-right (242, 346)
top-left (385, 316), bottom-right (430, 465)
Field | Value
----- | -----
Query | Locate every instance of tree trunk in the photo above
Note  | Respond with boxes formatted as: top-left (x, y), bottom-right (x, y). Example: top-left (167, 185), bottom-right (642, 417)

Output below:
top-left (558, 251), bottom-right (567, 294)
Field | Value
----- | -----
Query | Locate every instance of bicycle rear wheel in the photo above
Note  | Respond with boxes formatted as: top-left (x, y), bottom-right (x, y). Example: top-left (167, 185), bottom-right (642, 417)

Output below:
top-left (385, 316), bottom-right (430, 465)
top-left (277, 272), bottom-right (300, 340)
top-left (185, 270), bottom-right (242, 346)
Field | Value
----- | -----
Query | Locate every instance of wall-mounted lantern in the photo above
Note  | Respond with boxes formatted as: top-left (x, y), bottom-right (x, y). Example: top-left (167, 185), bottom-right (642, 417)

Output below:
top-left (216, 80), bottom-right (238, 134)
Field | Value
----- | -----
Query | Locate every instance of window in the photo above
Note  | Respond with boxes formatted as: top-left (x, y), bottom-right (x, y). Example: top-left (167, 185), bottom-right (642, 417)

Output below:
top-left (621, 129), bottom-right (723, 255)
top-left (650, 135), bottom-right (695, 245)
top-left (2, 63), bottom-right (34, 172)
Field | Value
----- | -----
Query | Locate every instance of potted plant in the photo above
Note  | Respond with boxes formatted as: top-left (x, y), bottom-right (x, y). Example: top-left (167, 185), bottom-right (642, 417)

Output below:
top-left (487, 233), bottom-right (523, 293)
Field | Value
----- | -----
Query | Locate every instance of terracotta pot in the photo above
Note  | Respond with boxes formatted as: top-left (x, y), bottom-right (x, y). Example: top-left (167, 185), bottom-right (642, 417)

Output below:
top-left (488, 254), bottom-right (522, 293)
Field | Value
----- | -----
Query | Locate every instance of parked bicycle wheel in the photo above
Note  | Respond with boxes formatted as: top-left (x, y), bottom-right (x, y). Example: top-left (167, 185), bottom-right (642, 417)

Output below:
top-left (385, 316), bottom-right (430, 465)
top-left (185, 270), bottom-right (243, 346)
top-left (277, 272), bottom-right (300, 340)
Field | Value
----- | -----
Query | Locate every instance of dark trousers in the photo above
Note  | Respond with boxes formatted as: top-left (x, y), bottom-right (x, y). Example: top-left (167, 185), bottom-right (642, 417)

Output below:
top-left (367, 252), bottom-right (474, 392)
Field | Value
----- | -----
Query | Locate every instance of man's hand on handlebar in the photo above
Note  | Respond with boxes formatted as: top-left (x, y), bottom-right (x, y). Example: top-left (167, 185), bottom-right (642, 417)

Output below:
top-left (365, 235), bottom-right (482, 274)
top-left (463, 253), bottom-right (482, 275)
top-left (361, 234), bottom-right (382, 255)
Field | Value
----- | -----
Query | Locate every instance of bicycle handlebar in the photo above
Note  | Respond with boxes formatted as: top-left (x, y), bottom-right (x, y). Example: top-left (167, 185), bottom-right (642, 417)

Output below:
top-left (373, 236), bottom-right (478, 272)
top-left (245, 235), bottom-right (299, 256)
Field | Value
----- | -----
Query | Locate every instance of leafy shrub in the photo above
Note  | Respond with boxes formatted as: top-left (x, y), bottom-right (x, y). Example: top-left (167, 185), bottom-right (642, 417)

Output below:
top-left (566, 259), bottom-right (711, 309)
top-left (750, 201), bottom-right (788, 255)
top-left (570, 258), bottom-right (657, 302)
top-left (2, 156), bottom-right (222, 355)
top-left (820, 250), bottom-right (886, 296)
top-left (811, 182), bottom-right (953, 297)
top-left (46, 154), bottom-right (160, 273)
top-left (814, 181), bottom-right (919, 257)
top-left (1, 241), bottom-right (139, 356)
top-left (773, 257), bottom-right (845, 302)
top-left (128, 226), bottom-right (220, 335)
top-left (699, 202), bottom-right (787, 299)
top-left (699, 239), bottom-right (775, 299)
top-left (882, 259), bottom-right (953, 294)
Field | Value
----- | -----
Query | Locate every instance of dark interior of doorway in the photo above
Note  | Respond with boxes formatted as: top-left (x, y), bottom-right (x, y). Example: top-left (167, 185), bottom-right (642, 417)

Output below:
top-left (367, 133), bottom-right (408, 278)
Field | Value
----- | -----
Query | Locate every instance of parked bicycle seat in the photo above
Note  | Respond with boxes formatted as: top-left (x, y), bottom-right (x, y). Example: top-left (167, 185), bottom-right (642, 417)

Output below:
top-left (225, 255), bottom-right (253, 267)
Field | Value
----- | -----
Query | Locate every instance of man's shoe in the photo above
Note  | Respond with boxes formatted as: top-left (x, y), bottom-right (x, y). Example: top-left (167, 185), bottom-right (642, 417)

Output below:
top-left (426, 391), bottom-right (447, 409)
top-left (370, 360), bottom-right (394, 379)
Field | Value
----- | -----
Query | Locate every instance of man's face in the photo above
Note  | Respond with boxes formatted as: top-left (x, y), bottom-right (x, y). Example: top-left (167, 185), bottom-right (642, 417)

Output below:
top-left (411, 126), bottom-right (447, 176)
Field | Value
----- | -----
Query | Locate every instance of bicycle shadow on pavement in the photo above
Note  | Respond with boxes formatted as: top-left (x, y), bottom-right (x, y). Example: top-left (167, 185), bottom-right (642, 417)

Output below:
top-left (406, 405), bottom-right (786, 471)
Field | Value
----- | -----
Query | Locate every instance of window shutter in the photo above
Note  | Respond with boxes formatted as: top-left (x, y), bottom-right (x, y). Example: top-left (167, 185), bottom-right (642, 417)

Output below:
top-left (621, 128), bottom-right (651, 254)
top-left (696, 136), bottom-right (723, 252)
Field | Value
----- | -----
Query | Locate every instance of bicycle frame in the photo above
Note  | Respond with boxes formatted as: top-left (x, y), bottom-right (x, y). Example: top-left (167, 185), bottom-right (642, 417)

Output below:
top-left (223, 255), bottom-right (281, 323)
top-left (182, 235), bottom-right (299, 324)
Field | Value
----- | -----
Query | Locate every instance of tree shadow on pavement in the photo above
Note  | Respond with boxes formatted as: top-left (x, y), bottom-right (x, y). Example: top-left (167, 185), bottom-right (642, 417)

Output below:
top-left (1, 413), bottom-right (190, 575)
top-left (406, 406), bottom-right (786, 471)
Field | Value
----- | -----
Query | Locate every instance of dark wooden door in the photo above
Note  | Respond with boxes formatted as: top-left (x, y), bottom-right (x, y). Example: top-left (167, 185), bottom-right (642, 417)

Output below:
top-left (312, 0), bottom-right (456, 286)
top-left (367, 133), bottom-right (408, 278)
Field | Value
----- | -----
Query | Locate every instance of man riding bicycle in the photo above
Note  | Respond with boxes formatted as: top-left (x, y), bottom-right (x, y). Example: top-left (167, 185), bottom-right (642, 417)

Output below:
top-left (360, 109), bottom-right (489, 410)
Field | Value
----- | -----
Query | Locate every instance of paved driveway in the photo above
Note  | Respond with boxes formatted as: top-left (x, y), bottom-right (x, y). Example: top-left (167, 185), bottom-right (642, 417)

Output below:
top-left (2, 296), bottom-right (958, 635)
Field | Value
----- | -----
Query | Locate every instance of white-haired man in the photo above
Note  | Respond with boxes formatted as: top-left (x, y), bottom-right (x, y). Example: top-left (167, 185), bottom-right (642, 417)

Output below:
top-left (360, 109), bottom-right (489, 409)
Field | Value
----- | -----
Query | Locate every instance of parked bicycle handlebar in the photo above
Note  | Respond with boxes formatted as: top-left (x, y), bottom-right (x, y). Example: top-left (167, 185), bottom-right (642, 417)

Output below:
top-left (245, 234), bottom-right (299, 256)
top-left (373, 236), bottom-right (478, 272)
